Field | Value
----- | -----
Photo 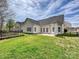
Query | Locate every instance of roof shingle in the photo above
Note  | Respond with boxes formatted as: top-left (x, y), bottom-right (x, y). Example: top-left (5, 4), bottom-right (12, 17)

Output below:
top-left (16, 15), bottom-right (64, 26)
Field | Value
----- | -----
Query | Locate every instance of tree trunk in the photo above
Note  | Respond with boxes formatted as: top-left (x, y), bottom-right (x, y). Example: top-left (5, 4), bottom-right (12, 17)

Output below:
top-left (0, 16), bottom-right (4, 39)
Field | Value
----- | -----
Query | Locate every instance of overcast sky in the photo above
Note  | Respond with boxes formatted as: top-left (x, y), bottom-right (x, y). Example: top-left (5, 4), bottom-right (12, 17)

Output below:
top-left (8, 0), bottom-right (79, 27)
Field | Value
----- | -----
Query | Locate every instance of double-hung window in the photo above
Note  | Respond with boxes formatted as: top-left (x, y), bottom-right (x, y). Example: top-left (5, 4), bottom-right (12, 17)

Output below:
top-left (46, 28), bottom-right (48, 32)
top-left (34, 27), bottom-right (36, 32)
top-left (27, 27), bottom-right (31, 32)
top-left (58, 27), bottom-right (61, 32)
top-left (52, 27), bottom-right (54, 32)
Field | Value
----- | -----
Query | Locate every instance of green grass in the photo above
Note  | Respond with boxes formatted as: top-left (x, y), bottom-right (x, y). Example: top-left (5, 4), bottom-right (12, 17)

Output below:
top-left (0, 34), bottom-right (79, 59)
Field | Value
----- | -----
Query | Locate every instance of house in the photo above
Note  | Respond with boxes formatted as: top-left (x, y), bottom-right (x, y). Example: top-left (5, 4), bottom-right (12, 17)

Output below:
top-left (63, 21), bottom-right (72, 32)
top-left (68, 27), bottom-right (79, 33)
top-left (16, 15), bottom-right (64, 35)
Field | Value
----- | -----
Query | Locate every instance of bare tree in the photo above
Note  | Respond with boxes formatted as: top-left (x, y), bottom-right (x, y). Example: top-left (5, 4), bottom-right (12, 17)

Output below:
top-left (0, 0), bottom-right (8, 32)
top-left (6, 19), bottom-right (15, 32)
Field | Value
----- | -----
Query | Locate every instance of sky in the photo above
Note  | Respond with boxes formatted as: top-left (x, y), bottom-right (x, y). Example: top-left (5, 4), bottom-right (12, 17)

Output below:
top-left (8, 0), bottom-right (79, 27)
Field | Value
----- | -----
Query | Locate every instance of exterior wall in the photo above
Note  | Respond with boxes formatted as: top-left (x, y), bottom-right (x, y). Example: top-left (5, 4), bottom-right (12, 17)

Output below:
top-left (50, 23), bottom-right (64, 35)
top-left (33, 25), bottom-right (40, 33)
top-left (77, 29), bottom-right (79, 32)
top-left (40, 25), bottom-right (51, 34)
top-left (22, 21), bottom-right (33, 33)
top-left (50, 23), bottom-right (58, 34)
top-left (22, 23), bottom-right (64, 35)
top-left (22, 25), bottom-right (33, 33)
top-left (62, 24), bottom-right (64, 33)
top-left (68, 28), bottom-right (79, 33)
top-left (39, 23), bottom-right (63, 35)
top-left (21, 21), bottom-right (64, 35)
top-left (58, 24), bottom-right (63, 34)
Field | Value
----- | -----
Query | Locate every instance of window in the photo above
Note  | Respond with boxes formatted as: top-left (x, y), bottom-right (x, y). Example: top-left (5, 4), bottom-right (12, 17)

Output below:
top-left (43, 28), bottom-right (45, 32)
top-left (58, 27), bottom-right (61, 32)
top-left (41, 28), bottom-right (42, 32)
top-left (52, 27), bottom-right (54, 32)
top-left (34, 27), bottom-right (36, 32)
top-left (46, 28), bottom-right (48, 32)
top-left (27, 27), bottom-right (31, 32)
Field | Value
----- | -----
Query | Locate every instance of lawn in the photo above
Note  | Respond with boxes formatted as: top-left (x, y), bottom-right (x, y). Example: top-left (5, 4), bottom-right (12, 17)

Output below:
top-left (0, 34), bottom-right (79, 59)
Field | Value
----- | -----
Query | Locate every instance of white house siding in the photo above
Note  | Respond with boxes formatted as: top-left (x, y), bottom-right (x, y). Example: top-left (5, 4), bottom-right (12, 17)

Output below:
top-left (22, 22), bottom-right (33, 33)
top-left (50, 23), bottom-right (64, 35)
top-left (39, 23), bottom-right (61, 35)
top-left (40, 25), bottom-right (51, 34)
top-left (33, 25), bottom-right (40, 33)
top-left (50, 24), bottom-right (55, 34)
top-left (50, 23), bottom-right (57, 35)
top-left (22, 22), bottom-right (64, 35)
top-left (57, 24), bottom-right (64, 34)
top-left (62, 24), bottom-right (64, 34)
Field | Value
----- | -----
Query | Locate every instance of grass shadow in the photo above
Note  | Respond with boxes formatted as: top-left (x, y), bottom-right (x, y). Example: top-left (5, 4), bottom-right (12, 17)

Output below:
top-left (56, 33), bottom-right (79, 37)
top-left (24, 33), bottom-right (38, 35)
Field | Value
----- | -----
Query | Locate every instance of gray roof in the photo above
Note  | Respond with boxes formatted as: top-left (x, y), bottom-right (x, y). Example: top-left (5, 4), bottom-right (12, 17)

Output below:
top-left (39, 15), bottom-right (64, 25)
top-left (24, 18), bottom-right (39, 25)
top-left (16, 15), bottom-right (64, 26)
top-left (16, 22), bottom-right (23, 25)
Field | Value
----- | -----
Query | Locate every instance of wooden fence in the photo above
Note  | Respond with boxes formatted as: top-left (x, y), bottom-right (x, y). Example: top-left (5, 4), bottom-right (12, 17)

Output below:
top-left (0, 32), bottom-right (24, 40)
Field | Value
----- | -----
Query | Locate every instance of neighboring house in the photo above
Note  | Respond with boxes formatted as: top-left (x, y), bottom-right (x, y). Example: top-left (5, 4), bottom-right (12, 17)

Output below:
top-left (13, 22), bottom-right (23, 31)
top-left (68, 27), bottom-right (79, 33)
top-left (63, 21), bottom-right (72, 32)
top-left (16, 15), bottom-right (64, 35)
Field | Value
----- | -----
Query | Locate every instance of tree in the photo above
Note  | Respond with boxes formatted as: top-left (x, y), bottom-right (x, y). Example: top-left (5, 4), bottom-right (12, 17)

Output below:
top-left (0, 0), bottom-right (8, 32)
top-left (6, 19), bottom-right (15, 32)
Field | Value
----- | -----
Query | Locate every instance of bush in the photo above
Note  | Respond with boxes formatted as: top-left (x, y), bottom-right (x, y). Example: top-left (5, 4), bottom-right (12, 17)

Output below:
top-left (56, 32), bottom-right (79, 37)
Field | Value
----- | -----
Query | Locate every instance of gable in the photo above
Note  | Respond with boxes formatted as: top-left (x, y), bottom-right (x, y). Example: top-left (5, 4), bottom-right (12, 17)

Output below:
top-left (24, 18), bottom-right (39, 25)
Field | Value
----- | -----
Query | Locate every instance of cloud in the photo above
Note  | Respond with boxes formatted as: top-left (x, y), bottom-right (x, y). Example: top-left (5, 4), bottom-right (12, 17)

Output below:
top-left (8, 0), bottom-right (79, 27)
